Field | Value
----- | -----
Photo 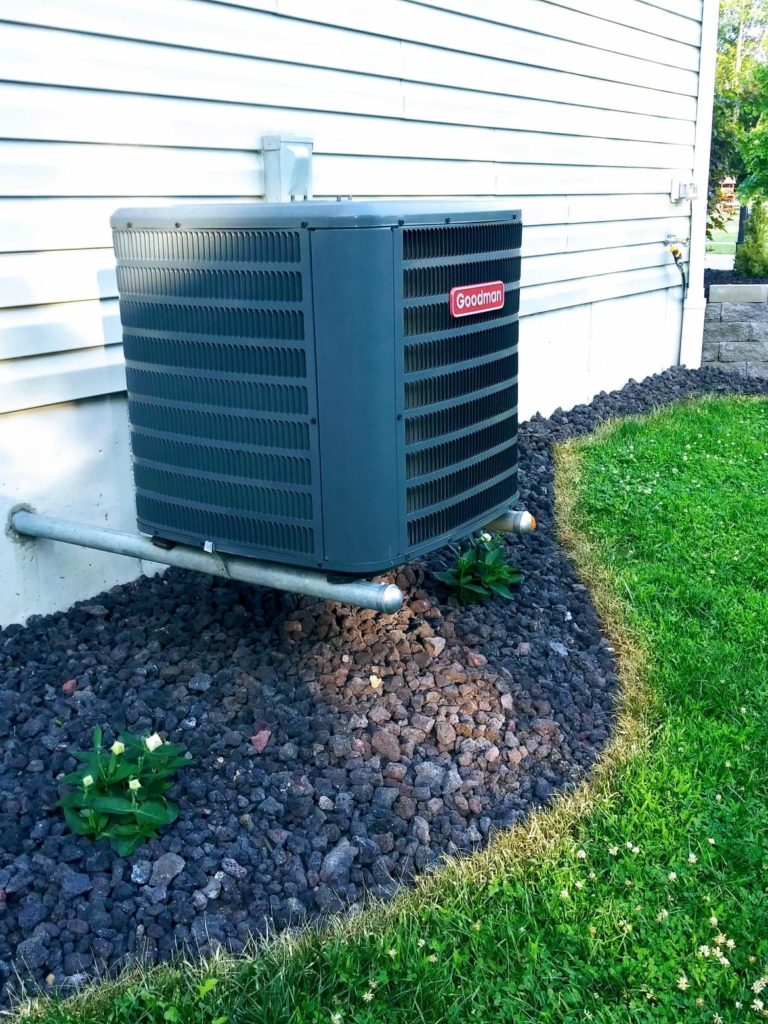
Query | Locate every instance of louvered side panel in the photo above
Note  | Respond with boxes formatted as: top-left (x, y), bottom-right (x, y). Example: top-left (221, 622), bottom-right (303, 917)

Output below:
top-left (398, 218), bottom-right (521, 553)
top-left (114, 226), bottom-right (322, 563)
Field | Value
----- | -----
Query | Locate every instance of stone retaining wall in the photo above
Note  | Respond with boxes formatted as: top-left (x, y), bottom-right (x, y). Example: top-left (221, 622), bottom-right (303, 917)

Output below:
top-left (704, 285), bottom-right (768, 379)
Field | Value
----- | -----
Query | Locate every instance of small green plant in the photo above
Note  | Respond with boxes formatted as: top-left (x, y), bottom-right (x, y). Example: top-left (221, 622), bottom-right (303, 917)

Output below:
top-left (734, 198), bottom-right (768, 276)
top-left (434, 531), bottom-right (522, 603)
top-left (58, 727), bottom-right (191, 856)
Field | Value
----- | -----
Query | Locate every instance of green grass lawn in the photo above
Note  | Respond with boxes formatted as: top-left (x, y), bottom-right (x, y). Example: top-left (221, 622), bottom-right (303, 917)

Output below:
top-left (20, 396), bottom-right (768, 1024)
top-left (707, 212), bottom-right (740, 254)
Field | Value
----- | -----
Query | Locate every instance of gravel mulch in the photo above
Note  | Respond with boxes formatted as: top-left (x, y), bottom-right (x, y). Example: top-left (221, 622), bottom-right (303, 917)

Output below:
top-left (2, 366), bottom-right (767, 1006)
top-left (704, 267), bottom-right (768, 295)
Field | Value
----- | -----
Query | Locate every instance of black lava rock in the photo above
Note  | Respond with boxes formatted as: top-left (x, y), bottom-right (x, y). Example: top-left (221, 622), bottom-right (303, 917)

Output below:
top-left (1, 367), bottom-right (765, 1008)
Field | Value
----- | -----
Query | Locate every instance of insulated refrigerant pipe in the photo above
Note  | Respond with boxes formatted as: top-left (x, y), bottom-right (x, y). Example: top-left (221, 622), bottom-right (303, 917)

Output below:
top-left (483, 509), bottom-right (537, 535)
top-left (9, 509), bottom-right (404, 614)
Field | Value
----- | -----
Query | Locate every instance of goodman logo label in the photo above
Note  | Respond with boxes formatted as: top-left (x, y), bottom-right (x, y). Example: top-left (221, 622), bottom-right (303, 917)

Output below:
top-left (449, 281), bottom-right (505, 318)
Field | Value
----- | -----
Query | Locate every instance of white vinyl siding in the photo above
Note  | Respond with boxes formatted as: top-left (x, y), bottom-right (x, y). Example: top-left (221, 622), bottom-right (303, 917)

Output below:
top-left (0, 0), bottom-right (706, 414)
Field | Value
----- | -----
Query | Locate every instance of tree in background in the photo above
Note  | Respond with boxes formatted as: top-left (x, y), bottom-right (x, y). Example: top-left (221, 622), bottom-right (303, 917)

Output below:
top-left (708, 0), bottom-right (767, 232)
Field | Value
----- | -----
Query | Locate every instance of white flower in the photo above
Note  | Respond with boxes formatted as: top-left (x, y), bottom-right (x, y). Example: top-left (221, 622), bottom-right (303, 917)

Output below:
top-left (630, 845), bottom-right (640, 854)
top-left (707, 837), bottom-right (716, 846)
top-left (713, 1015), bottom-right (724, 1024)
top-left (668, 871), bottom-right (677, 881)
top-left (752, 999), bottom-right (764, 1013)
top-left (479, 532), bottom-right (492, 543)
top-left (677, 975), bottom-right (689, 991)
top-left (714, 933), bottom-right (726, 946)
top-left (128, 778), bottom-right (141, 791)
top-left (145, 733), bottom-right (163, 752)
top-left (576, 849), bottom-right (587, 860)
top-left (608, 846), bottom-right (619, 856)
top-left (715, 793), bottom-right (722, 802)
top-left (725, 938), bottom-right (735, 950)
top-left (417, 938), bottom-right (426, 948)
top-left (656, 909), bottom-right (669, 923)
top-left (575, 880), bottom-right (585, 890)
top-left (82, 774), bottom-right (94, 788)
top-left (362, 991), bottom-right (374, 1003)
top-left (709, 916), bottom-right (718, 927)
top-left (688, 853), bottom-right (697, 864)
top-left (387, 948), bottom-right (397, 959)
top-left (110, 740), bottom-right (125, 756)
top-left (753, 979), bottom-right (767, 995)
top-left (698, 945), bottom-right (711, 958)
top-left (718, 954), bottom-right (729, 967)
top-left (427, 954), bottom-right (438, 963)
top-left (559, 889), bottom-right (570, 900)
top-left (331, 1014), bottom-right (343, 1024)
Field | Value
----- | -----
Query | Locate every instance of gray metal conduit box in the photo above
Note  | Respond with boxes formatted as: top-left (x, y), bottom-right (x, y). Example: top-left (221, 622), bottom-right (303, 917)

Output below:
top-left (110, 200), bottom-right (522, 575)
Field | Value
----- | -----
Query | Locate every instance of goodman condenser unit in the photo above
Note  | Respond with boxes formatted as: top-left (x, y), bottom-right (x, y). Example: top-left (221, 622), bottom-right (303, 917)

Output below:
top-left (110, 201), bottom-right (522, 576)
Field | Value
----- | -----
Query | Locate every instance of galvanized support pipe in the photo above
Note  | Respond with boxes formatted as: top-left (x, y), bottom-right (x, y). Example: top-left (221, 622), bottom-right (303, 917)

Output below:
top-left (484, 509), bottom-right (537, 535)
top-left (9, 510), bottom-right (403, 614)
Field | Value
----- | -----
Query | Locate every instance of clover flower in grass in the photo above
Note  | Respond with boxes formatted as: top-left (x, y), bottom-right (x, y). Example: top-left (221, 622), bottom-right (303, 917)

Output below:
top-left (677, 976), bottom-right (689, 991)
top-left (362, 991), bottom-right (374, 1003)
top-left (714, 933), bottom-right (727, 947)
top-left (145, 733), bottom-right (163, 752)
top-left (708, 837), bottom-right (716, 846)
top-left (752, 999), bottom-right (764, 1013)
top-left (559, 889), bottom-right (570, 900)
top-left (753, 979), bottom-right (767, 995)
top-left (726, 939), bottom-right (735, 950)
top-left (709, 916), bottom-right (718, 927)
top-left (110, 740), bottom-right (125, 756)
top-left (713, 1015), bottom-right (724, 1024)
top-left (387, 948), bottom-right (397, 959)
top-left (668, 871), bottom-right (677, 882)
top-left (331, 1014), bottom-right (343, 1024)
top-left (608, 846), bottom-right (619, 856)
top-left (688, 853), bottom-right (697, 864)
top-left (576, 849), bottom-right (587, 860)
top-left (128, 778), bottom-right (141, 791)
top-left (427, 954), bottom-right (438, 963)
top-left (696, 998), bottom-right (705, 1008)
top-left (698, 946), bottom-right (712, 959)
top-left (575, 880), bottom-right (585, 890)
top-left (417, 938), bottom-right (426, 948)
top-left (656, 908), bottom-right (669, 923)
top-left (82, 774), bottom-right (94, 788)
top-left (472, 921), bottom-right (481, 932)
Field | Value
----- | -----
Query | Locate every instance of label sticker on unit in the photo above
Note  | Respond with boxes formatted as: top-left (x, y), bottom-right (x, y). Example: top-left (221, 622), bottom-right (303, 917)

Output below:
top-left (449, 281), bottom-right (505, 318)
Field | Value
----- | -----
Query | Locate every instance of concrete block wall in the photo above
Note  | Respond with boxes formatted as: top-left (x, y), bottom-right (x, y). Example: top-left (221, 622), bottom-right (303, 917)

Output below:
top-left (703, 287), bottom-right (768, 378)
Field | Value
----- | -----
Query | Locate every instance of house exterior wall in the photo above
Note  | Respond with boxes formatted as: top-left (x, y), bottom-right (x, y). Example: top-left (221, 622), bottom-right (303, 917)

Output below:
top-left (0, 0), bottom-right (714, 624)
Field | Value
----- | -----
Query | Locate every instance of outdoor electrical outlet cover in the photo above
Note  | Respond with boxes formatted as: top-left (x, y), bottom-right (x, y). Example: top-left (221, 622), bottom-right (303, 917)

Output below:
top-left (262, 134), bottom-right (313, 202)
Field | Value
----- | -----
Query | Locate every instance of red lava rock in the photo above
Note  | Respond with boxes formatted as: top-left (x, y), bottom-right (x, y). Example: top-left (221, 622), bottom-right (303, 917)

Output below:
top-left (435, 721), bottom-right (457, 749)
top-left (61, 679), bottom-right (77, 695)
top-left (466, 651), bottom-right (487, 668)
top-left (250, 729), bottom-right (271, 753)
top-left (284, 620), bottom-right (302, 635)
top-left (370, 728), bottom-right (400, 761)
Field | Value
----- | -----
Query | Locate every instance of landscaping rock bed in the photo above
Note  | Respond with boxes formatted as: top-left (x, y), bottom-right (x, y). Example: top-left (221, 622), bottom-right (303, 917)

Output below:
top-left (2, 366), bottom-right (767, 1006)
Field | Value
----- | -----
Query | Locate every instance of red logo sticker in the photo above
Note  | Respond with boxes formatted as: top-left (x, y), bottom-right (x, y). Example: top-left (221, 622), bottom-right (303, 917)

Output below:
top-left (449, 281), bottom-right (505, 318)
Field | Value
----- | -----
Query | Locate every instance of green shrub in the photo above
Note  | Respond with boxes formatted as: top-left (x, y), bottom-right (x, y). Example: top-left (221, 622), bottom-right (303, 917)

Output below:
top-left (58, 727), bottom-right (191, 856)
top-left (434, 531), bottom-right (522, 603)
top-left (734, 199), bottom-right (768, 276)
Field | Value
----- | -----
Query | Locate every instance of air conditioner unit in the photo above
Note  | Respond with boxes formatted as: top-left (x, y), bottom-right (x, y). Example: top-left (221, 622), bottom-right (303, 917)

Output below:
top-left (111, 201), bottom-right (522, 576)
